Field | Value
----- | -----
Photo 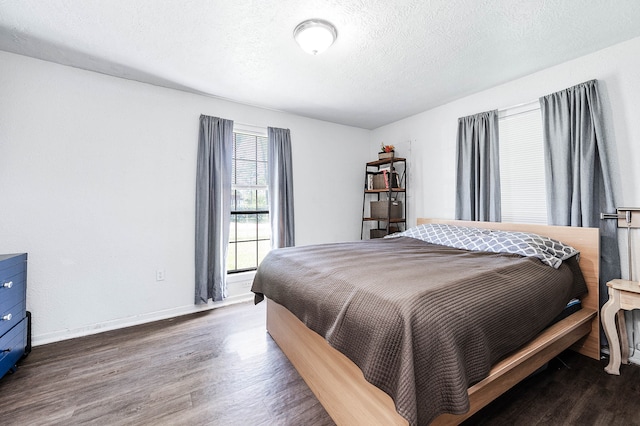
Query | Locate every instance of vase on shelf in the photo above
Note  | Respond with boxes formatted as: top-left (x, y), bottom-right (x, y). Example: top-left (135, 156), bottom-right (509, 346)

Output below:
top-left (378, 151), bottom-right (394, 160)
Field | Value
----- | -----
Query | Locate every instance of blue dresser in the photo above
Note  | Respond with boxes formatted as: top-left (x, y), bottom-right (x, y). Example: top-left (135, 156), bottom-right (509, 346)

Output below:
top-left (0, 253), bottom-right (28, 379)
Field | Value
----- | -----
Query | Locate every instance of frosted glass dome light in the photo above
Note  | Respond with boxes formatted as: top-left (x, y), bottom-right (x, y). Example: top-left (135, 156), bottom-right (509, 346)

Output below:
top-left (293, 19), bottom-right (337, 55)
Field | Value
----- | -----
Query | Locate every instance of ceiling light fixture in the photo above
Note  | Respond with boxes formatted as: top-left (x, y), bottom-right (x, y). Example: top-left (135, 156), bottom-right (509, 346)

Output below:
top-left (293, 19), bottom-right (337, 55)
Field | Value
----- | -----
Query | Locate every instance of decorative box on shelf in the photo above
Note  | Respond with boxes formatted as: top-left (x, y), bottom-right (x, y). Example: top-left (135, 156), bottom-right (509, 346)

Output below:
top-left (378, 151), bottom-right (395, 160)
top-left (370, 200), bottom-right (402, 219)
top-left (372, 172), bottom-right (400, 189)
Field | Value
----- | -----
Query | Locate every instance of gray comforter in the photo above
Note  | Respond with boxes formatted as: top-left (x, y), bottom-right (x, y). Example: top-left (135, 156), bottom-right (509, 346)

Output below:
top-left (251, 237), bottom-right (582, 425)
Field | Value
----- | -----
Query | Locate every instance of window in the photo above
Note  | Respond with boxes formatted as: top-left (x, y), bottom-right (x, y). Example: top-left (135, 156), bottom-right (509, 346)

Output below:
top-left (498, 103), bottom-right (548, 224)
top-left (227, 130), bottom-right (271, 273)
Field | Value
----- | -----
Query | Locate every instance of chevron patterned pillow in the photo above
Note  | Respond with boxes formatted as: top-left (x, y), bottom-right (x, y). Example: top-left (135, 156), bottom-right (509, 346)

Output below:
top-left (392, 223), bottom-right (578, 269)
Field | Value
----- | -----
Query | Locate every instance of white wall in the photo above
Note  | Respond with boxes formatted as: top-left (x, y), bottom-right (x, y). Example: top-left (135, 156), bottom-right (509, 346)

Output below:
top-left (372, 36), bottom-right (640, 263)
top-left (0, 51), bottom-right (370, 344)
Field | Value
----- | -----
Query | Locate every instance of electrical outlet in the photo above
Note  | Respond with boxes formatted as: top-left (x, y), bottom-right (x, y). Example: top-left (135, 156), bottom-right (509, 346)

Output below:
top-left (156, 269), bottom-right (165, 281)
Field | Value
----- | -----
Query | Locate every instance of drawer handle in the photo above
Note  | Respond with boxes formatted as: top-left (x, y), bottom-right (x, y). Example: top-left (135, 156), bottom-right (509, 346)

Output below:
top-left (1, 313), bottom-right (11, 321)
top-left (1, 281), bottom-right (12, 289)
top-left (1, 348), bottom-right (11, 353)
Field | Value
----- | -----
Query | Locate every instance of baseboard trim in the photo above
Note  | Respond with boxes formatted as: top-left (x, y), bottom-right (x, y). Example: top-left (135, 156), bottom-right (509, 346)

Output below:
top-left (32, 293), bottom-right (253, 347)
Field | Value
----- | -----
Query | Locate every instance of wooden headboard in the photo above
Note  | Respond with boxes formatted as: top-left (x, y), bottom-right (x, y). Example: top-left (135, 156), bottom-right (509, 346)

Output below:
top-left (417, 218), bottom-right (600, 359)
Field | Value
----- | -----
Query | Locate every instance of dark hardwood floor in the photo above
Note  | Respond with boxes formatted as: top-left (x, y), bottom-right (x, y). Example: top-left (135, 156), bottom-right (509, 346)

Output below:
top-left (0, 302), bottom-right (333, 426)
top-left (1, 301), bottom-right (638, 425)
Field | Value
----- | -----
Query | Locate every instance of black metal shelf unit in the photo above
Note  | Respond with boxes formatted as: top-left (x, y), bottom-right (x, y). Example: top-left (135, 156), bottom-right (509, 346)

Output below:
top-left (361, 157), bottom-right (407, 239)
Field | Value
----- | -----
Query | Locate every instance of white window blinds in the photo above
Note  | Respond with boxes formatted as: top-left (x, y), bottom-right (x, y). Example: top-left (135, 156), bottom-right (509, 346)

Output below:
top-left (498, 103), bottom-right (548, 224)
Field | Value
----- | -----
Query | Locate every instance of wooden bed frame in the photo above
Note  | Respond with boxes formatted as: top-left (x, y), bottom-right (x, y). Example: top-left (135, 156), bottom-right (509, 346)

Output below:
top-left (266, 219), bottom-right (600, 425)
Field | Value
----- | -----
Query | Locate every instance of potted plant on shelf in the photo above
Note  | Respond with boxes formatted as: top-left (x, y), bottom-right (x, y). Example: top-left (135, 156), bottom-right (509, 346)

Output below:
top-left (378, 143), bottom-right (395, 160)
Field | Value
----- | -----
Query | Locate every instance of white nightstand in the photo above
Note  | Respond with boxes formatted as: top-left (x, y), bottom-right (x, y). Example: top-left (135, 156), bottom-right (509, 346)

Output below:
top-left (601, 279), bottom-right (640, 375)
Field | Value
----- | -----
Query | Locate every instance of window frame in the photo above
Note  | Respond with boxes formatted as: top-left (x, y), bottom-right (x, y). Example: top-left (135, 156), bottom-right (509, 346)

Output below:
top-left (227, 125), bottom-right (270, 274)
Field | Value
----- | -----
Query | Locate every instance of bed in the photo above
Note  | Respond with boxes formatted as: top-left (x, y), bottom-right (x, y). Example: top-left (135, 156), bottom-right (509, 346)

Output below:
top-left (252, 219), bottom-right (599, 425)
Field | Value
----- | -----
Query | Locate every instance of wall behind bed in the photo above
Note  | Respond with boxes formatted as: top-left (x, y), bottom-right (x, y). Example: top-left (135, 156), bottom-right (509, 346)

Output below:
top-left (0, 51), bottom-right (370, 344)
top-left (371, 35), bottom-right (640, 360)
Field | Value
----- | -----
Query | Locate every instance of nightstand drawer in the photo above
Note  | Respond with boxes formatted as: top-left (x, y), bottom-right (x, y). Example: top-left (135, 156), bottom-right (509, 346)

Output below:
top-left (0, 317), bottom-right (27, 379)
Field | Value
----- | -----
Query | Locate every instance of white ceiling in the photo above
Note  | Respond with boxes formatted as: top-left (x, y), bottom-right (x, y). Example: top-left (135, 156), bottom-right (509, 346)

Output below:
top-left (1, 1), bottom-right (640, 129)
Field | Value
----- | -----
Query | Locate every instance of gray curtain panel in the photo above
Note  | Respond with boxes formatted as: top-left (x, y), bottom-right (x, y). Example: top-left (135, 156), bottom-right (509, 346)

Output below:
top-left (195, 115), bottom-right (234, 303)
top-left (268, 127), bottom-right (295, 248)
top-left (540, 79), bottom-right (621, 311)
top-left (455, 110), bottom-right (501, 222)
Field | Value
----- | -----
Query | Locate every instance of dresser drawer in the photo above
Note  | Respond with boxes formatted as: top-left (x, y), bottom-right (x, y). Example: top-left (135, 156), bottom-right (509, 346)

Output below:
top-left (0, 254), bottom-right (27, 283)
top-left (0, 317), bottom-right (27, 379)
top-left (0, 270), bottom-right (26, 312)
top-left (0, 254), bottom-right (27, 317)
top-left (0, 298), bottom-right (26, 338)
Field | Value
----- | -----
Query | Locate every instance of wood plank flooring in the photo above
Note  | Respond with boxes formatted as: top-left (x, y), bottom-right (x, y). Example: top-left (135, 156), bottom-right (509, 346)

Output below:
top-left (0, 301), bottom-right (638, 425)
top-left (0, 302), bottom-right (333, 426)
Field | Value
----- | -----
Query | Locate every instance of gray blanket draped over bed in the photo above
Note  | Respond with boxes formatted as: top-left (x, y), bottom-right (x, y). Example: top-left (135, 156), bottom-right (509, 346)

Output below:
top-left (252, 236), bottom-right (584, 426)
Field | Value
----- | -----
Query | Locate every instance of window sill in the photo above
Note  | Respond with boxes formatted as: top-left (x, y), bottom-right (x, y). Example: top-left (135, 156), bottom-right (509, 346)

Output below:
top-left (227, 270), bottom-right (256, 283)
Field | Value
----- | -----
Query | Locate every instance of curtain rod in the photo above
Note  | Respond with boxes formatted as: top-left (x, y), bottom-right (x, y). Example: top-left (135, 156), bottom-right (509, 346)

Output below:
top-left (498, 99), bottom-right (540, 119)
top-left (500, 99), bottom-right (538, 110)
top-left (234, 122), bottom-right (268, 135)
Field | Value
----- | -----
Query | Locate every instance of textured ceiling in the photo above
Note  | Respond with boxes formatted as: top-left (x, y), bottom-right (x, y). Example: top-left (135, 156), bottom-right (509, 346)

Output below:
top-left (1, 0), bottom-right (640, 129)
